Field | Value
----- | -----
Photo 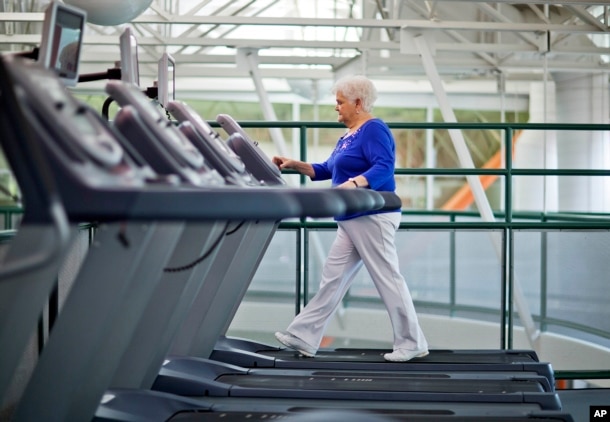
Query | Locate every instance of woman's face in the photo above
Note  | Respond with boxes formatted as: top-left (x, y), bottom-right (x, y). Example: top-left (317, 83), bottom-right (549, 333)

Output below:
top-left (334, 91), bottom-right (358, 127)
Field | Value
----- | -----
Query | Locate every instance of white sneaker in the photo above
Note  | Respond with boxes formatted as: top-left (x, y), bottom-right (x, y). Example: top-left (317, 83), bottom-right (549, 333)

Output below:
top-left (383, 348), bottom-right (429, 362)
top-left (274, 331), bottom-right (316, 357)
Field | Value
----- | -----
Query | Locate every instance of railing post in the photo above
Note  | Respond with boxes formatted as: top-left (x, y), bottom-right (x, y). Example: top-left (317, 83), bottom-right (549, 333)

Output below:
top-left (505, 128), bottom-right (513, 224)
top-left (504, 127), bottom-right (514, 349)
top-left (296, 227), bottom-right (303, 314)
top-left (299, 125), bottom-right (308, 310)
top-left (449, 214), bottom-right (456, 316)
top-left (299, 126), bottom-right (307, 187)
top-left (540, 215), bottom-right (548, 333)
top-left (505, 228), bottom-right (514, 349)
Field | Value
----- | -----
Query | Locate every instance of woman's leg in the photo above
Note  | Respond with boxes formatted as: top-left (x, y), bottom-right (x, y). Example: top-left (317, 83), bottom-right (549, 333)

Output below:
top-left (284, 224), bottom-right (363, 350)
top-left (342, 213), bottom-right (428, 352)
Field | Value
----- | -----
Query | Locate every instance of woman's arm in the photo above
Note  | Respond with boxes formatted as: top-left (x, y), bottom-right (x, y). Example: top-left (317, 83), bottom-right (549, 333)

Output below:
top-left (272, 156), bottom-right (316, 178)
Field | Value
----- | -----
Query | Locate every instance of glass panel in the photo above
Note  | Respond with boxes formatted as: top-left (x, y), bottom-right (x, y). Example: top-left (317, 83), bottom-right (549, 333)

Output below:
top-left (245, 229), bottom-right (298, 294)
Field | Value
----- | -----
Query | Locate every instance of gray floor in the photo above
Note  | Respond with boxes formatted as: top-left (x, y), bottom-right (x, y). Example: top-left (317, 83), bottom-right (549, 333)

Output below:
top-left (558, 389), bottom-right (610, 421)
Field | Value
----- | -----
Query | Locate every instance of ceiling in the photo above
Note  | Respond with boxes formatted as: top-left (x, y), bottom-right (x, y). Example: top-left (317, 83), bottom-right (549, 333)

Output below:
top-left (1, 0), bottom-right (609, 105)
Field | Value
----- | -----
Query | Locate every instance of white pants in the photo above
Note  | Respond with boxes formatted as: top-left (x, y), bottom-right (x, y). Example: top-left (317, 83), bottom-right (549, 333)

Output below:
top-left (286, 212), bottom-right (428, 352)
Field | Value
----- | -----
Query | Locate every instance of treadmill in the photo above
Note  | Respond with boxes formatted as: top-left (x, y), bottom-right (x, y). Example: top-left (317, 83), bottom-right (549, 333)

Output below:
top-left (0, 56), bottom-right (75, 406)
top-left (210, 112), bottom-right (555, 380)
top-left (0, 56), bottom-right (564, 420)
top-left (0, 54), bottom-right (192, 422)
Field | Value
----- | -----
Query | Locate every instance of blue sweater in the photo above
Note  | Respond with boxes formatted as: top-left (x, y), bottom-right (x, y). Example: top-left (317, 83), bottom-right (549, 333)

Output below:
top-left (311, 118), bottom-right (401, 220)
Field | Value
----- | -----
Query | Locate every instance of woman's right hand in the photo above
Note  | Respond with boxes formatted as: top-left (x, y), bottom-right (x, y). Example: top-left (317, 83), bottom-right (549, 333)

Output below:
top-left (272, 156), bottom-right (294, 170)
top-left (272, 156), bottom-right (315, 178)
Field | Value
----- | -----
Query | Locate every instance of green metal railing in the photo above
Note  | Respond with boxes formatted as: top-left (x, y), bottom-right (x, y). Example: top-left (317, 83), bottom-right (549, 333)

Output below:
top-left (0, 204), bottom-right (21, 230)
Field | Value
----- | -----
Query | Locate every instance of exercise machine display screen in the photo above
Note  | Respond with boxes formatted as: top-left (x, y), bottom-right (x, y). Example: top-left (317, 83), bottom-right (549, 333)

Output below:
top-left (157, 52), bottom-right (175, 108)
top-left (38, 0), bottom-right (86, 86)
top-left (119, 27), bottom-right (140, 88)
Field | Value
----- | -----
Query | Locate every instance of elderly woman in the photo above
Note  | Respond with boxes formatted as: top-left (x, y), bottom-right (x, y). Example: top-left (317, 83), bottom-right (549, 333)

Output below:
top-left (272, 74), bottom-right (428, 362)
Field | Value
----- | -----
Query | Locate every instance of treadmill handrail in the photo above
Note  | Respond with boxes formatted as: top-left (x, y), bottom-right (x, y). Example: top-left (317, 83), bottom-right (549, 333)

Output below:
top-left (0, 56), bottom-right (72, 277)
top-left (0, 203), bottom-right (70, 279)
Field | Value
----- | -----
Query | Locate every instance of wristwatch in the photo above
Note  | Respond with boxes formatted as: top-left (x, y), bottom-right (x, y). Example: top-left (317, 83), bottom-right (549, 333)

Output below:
top-left (348, 177), bottom-right (359, 187)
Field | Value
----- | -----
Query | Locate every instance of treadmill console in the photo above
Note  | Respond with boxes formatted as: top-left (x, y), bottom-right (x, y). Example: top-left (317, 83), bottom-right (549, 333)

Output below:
top-left (166, 101), bottom-right (249, 179)
top-left (215, 113), bottom-right (283, 185)
top-left (3, 56), bottom-right (142, 181)
top-left (174, 121), bottom-right (248, 186)
top-left (106, 81), bottom-right (204, 169)
top-left (105, 80), bottom-right (224, 187)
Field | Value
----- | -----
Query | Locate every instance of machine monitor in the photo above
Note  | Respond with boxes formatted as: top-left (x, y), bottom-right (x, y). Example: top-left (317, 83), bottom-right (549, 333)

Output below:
top-left (38, 0), bottom-right (86, 87)
top-left (119, 27), bottom-right (140, 88)
top-left (157, 52), bottom-right (175, 108)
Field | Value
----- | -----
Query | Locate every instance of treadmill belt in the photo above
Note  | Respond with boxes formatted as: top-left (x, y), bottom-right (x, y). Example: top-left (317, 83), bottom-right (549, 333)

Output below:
top-left (170, 410), bottom-right (575, 421)
top-left (213, 349), bottom-right (554, 384)
top-left (211, 339), bottom-right (549, 378)
top-left (212, 350), bottom-right (555, 385)
top-left (170, 414), bottom-right (574, 421)
top-left (217, 373), bottom-right (546, 393)
top-left (267, 348), bottom-right (539, 364)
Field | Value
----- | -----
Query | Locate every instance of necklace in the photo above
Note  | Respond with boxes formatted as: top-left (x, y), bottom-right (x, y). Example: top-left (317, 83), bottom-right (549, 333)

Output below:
top-left (337, 127), bottom-right (360, 152)
top-left (347, 115), bottom-right (372, 135)
top-left (342, 125), bottom-right (362, 139)
top-left (334, 119), bottom-right (372, 155)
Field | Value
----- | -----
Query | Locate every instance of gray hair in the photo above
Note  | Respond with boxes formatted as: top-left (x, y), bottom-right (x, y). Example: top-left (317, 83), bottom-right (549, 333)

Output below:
top-left (331, 75), bottom-right (378, 113)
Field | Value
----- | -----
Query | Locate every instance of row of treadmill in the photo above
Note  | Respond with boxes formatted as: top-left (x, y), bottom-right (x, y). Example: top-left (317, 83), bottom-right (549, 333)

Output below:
top-left (0, 53), bottom-right (576, 421)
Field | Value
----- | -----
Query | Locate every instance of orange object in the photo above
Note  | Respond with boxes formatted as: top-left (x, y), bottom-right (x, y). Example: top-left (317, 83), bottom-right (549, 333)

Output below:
top-left (441, 131), bottom-right (520, 211)
top-left (320, 336), bottom-right (335, 347)
top-left (555, 379), bottom-right (569, 390)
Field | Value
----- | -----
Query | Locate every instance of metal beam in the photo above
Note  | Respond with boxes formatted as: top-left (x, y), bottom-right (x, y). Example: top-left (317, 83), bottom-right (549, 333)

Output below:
top-left (6, 33), bottom-right (610, 57)
top-left (240, 49), bottom-right (288, 155)
top-left (0, 13), bottom-right (605, 33)
top-left (476, 3), bottom-right (545, 50)
top-left (565, 4), bottom-right (610, 31)
top-left (412, 33), bottom-right (541, 350)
